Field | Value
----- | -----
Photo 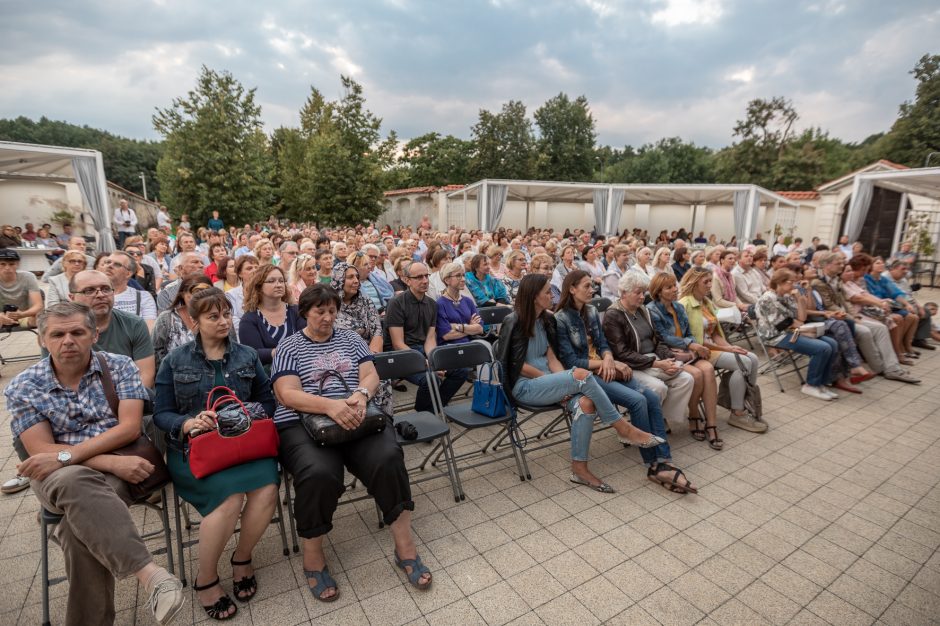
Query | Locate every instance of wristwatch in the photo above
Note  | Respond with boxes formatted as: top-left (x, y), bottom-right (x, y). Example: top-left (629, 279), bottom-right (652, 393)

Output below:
top-left (57, 450), bottom-right (72, 466)
top-left (354, 387), bottom-right (370, 400)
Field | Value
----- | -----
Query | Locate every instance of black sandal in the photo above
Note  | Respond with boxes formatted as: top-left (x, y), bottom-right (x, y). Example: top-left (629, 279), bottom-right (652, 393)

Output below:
top-left (647, 463), bottom-right (698, 494)
top-left (705, 425), bottom-right (724, 451)
top-left (230, 555), bottom-right (257, 602)
top-left (193, 577), bottom-right (237, 620)
top-left (687, 416), bottom-right (706, 441)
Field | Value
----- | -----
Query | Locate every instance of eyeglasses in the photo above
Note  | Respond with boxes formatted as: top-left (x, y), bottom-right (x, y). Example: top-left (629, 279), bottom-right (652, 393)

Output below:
top-left (65, 259), bottom-right (86, 265)
top-left (72, 286), bottom-right (114, 296)
top-left (189, 284), bottom-right (210, 294)
top-left (408, 273), bottom-right (430, 280)
top-left (263, 278), bottom-right (286, 284)
top-left (446, 273), bottom-right (465, 280)
top-left (124, 250), bottom-right (142, 256)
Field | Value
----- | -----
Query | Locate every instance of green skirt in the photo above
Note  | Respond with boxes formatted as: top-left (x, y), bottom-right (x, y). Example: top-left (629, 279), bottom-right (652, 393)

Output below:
top-left (167, 448), bottom-right (279, 517)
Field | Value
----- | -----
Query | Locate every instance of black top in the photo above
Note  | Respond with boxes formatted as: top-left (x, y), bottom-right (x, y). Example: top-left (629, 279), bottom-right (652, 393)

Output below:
top-left (385, 289), bottom-right (437, 348)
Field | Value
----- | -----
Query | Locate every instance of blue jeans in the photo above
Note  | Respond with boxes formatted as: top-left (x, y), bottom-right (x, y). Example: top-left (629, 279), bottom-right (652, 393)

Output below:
top-left (513, 370), bottom-right (621, 463)
top-left (780, 333), bottom-right (838, 386)
top-left (405, 345), bottom-right (468, 413)
top-left (596, 378), bottom-right (671, 465)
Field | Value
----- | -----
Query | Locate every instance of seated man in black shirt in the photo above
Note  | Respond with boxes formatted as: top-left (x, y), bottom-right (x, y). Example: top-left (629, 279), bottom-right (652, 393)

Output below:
top-left (385, 262), bottom-right (468, 412)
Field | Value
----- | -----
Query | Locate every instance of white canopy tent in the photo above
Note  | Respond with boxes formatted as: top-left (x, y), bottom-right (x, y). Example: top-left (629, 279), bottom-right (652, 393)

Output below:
top-left (0, 140), bottom-right (116, 252)
top-left (448, 179), bottom-right (799, 245)
top-left (843, 167), bottom-right (940, 253)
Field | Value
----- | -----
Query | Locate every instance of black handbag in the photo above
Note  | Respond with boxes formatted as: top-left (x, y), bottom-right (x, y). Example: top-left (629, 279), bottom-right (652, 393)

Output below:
top-left (300, 370), bottom-right (389, 447)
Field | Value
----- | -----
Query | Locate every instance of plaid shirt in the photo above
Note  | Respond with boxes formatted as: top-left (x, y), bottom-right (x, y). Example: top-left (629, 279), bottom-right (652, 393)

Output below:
top-left (5, 352), bottom-right (149, 445)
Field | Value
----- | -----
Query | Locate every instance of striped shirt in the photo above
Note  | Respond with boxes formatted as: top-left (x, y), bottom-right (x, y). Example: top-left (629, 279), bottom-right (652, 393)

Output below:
top-left (270, 328), bottom-right (373, 425)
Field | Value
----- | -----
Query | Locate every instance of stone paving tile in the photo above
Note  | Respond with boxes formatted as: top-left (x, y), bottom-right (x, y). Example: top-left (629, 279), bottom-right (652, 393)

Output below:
top-left (2, 316), bottom-right (939, 624)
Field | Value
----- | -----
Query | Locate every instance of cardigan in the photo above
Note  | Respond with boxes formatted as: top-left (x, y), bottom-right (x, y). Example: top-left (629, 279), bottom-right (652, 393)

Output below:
top-left (238, 304), bottom-right (306, 364)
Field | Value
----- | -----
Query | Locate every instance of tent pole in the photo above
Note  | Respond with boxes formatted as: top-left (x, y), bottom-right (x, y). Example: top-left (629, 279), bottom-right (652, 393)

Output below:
top-left (481, 181), bottom-right (488, 232)
top-left (891, 193), bottom-right (908, 257)
top-left (606, 186), bottom-right (614, 236)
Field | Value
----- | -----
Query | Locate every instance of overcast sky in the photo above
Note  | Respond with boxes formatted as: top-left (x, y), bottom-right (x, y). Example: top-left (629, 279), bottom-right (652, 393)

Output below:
top-left (2, 0), bottom-right (937, 149)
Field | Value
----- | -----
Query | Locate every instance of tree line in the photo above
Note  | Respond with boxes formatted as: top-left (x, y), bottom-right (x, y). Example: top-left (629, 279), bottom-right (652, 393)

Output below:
top-left (1, 53), bottom-right (937, 227)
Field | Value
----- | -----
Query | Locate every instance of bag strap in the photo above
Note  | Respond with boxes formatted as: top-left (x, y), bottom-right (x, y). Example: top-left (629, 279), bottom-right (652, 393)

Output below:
top-left (205, 386), bottom-right (238, 411)
top-left (317, 369), bottom-right (353, 395)
top-left (135, 289), bottom-right (141, 315)
top-left (96, 352), bottom-right (120, 419)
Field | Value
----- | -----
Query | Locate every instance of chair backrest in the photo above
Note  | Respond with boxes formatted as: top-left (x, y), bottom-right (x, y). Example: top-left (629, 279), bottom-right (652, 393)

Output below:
top-left (478, 305), bottom-right (513, 326)
top-left (374, 349), bottom-right (428, 380)
top-left (429, 341), bottom-right (492, 371)
top-left (589, 297), bottom-right (612, 313)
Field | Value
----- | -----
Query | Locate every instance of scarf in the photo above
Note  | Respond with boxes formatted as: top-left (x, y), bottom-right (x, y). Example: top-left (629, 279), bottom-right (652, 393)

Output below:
top-left (714, 266), bottom-right (736, 301)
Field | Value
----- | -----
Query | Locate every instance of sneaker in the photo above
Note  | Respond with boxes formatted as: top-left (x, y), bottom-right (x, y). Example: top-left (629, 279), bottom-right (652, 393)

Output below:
top-left (823, 387), bottom-right (840, 399)
top-left (727, 412), bottom-right (769, 433)
top-left (146, 568), bottom-right (184, 625)
top-left (884, 371), bottom-right (921, 384)
top-left (801, 385), bottom-right (833, 401)
top-left (1, 475), bottom-right (30, 495)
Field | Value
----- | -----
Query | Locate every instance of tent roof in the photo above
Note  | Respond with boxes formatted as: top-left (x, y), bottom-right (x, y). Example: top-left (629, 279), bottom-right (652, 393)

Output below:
top-left (447, 179), bottom-right (800, 207)
top-left (0, 140), bottom-right (101, 182)
top-left (853, 167), bottom-right (940, 201)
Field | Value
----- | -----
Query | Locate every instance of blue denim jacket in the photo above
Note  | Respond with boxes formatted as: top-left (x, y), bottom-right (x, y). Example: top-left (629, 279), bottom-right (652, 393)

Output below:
top-left (647, 300), bottom-right (694, 349)
top-left (554, 304), bottom-right (610, 369)
top-left (153, 336), bottom-right (276, 451)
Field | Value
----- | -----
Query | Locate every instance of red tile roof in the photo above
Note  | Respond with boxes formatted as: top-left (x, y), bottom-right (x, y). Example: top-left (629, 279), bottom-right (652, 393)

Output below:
top-left (775, 191), bottom-right (819, 200)
top-left (877, 159), bottom-right (909, 170)
top-left (384, 184), bottom-right (465, 197)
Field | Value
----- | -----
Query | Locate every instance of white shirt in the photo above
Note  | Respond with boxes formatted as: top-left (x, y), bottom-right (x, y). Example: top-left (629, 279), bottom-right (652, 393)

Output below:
top-left (113, 207), bottom-right (138, 233)
top-left (838, 244), bottom-right (854, 260)
top-left (772, 243), bottom-right (789, 256)
top-left (112, 287), bottom-right (157, 321)
top-left (157, 210), bottom-right (172, 230)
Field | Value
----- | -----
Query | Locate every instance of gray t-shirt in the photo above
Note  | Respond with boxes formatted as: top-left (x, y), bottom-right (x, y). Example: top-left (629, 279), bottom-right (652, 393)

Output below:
top-left (0, 271), bottom-right (40, 311)
top-left (524, 319), bottom-right (551, 376)
top-left (632, 311), bottom-right (657, 355)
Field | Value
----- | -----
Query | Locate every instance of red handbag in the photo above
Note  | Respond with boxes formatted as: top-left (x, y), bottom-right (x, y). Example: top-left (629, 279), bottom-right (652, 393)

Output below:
top-left (187, 386), bottom-right (280, 479)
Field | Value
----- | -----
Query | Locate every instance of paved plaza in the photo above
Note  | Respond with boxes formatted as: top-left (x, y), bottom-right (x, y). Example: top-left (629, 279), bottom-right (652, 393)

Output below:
top-left (1, 294), bottom-right (938, 625)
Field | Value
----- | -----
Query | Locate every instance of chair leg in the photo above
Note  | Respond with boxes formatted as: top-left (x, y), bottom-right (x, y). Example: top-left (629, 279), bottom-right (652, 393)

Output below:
top-left (375, 501), bottom-right (384, 529)
top-left (440, 432), bottom-right (465, 501)
top-left (41, 515), bottom-right (51, 626)
top-left (283, 473), bottom-right (300, 554)
top-left (160, 487), bottom-right (175, 576)
top-left (172, 490), bottom-right (187, 587)
top-left (274, 495), bottom-right (290, 556)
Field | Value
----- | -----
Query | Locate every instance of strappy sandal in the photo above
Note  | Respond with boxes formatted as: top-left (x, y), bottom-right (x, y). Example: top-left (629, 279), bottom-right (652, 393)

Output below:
top-left (394, 551), bottom-right (433, 590)
top-left (705, 425), bottom-right (724, 451)
top-left (304, 566), bottom-right (339, 602)
top-left (647, 462), bottom-right (698, 495)
top-left (193, 577), bottom-right (237, 620)
top-left (570, 473), bottom-right (615, 493)
top-left (230, 554), bottom-right (257, 602)
top-left (687, 416), bottom-right (706, 441)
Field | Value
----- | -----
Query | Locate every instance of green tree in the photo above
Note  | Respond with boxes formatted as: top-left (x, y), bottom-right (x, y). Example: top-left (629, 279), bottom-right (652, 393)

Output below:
top-left (398, 132), bottom-right (473, 187)
top-left (152, 66), bottom-right (273, 225)
top-left (598, 137), bottom-right (713, 184)
top-left (469, 101), bottom-right (536, 180)
top-left (879, 53), bottom-right (940, 166)
top-left (714, 96), bottom-right (799, 187)
top-left (0, 115), bottom-right (164, 198)
top-left (533, 93), bottom-right (597, 181)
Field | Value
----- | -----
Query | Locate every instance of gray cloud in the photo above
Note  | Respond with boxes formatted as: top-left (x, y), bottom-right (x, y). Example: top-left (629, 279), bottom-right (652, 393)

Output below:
top-left (1, 0), bottom-right (936, 148)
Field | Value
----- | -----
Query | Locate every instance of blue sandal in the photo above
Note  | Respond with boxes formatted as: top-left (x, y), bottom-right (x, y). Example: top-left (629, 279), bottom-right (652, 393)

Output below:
top-left (303, 566), bottom-right (339, 602)
top-left (394, 551), bottom-right (432, 590)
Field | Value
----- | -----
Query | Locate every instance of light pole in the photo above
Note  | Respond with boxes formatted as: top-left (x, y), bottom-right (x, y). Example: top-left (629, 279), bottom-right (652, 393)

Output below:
top-left (139, 172), bottom-right (148, 200)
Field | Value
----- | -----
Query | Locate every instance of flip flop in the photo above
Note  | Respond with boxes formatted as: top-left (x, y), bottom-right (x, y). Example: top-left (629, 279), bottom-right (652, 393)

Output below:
top-left (569, 473), bottom-right (615, 493)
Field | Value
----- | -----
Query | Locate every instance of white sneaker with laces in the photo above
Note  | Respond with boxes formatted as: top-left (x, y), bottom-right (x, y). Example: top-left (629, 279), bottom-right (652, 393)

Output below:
top-left (1, 475), bottom-right (30, 494)
top-left (146, 568), bottom-right (184, 625)
top-left (801, 385), bottom-right (833, 401)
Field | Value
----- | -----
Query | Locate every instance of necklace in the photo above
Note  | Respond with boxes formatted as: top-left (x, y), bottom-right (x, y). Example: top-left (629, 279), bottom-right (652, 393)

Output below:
top-left (445, 289), bottom-right (462, 305)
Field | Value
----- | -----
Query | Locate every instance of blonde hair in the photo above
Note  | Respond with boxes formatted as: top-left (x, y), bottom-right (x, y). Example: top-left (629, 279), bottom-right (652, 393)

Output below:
top-left (653, 246), bottom-right (671, 267)
top-left (678, 266), bottom-right (712, 300)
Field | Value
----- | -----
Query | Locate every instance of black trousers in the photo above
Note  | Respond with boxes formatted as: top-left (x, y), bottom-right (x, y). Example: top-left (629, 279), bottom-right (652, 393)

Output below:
top-left (278, 421), bottom-right (414, 538)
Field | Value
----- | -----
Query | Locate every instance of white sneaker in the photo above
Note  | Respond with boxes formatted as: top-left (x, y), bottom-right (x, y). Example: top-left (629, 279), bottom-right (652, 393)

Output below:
top-left (1, 475), bottom-right (30, 494)
top-left (822, 388), bottom-right (840, 399)
top-left (801, 385), bottom-right (833, 401)
top-left (146, 568), bottom-right (184, 625)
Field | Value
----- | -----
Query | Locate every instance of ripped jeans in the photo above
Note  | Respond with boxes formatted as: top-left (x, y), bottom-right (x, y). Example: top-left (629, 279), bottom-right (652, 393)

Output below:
top-left (512, 369), bottom-right (622, 463)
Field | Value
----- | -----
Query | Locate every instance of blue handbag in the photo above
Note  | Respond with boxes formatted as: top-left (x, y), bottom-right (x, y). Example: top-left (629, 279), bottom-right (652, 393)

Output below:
top-left (471, 362), bottom-right (509, 418)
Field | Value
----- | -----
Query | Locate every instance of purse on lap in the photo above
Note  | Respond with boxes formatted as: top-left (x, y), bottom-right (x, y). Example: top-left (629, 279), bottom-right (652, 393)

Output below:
top-left (300, 370), bottom-right (389, 447)
top-left (187, 386), bottom-right (280, 479)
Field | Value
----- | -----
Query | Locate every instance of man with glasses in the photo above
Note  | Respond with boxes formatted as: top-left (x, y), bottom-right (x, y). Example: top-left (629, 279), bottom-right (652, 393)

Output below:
top-left (386, 261), bottom-right (468, 412)
top-left (44, 236), bottom-right (97, 278)
top-left (361, 243), bottom-right (393, 308)
top-left (156, 252), bottom-right (206, 312)
top-left (278, 241), bottom-right (299, 273)
top-left (105, 251), bottom-right (157, 330)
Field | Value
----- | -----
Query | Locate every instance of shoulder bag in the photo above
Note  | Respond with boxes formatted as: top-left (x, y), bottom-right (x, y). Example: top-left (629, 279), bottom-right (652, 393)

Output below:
top-left (300, 370), bottom-right (389, 447)
top-left (187, 386), bottom-right (280, 479)
top-left (97, 353), bottom-right (171, 502)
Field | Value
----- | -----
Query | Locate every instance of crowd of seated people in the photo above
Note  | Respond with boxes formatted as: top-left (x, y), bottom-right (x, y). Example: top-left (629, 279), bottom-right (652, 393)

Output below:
top-left (3, 209), bottom-right (938, 623)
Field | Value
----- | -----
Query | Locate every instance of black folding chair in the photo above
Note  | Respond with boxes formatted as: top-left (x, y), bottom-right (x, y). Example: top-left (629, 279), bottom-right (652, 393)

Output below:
top-left (424, 342), bottom-right (531, 483)
top-left (477, 305), bottom-right (513, 326)
top-left (589, 297), bottom-right (612, 313)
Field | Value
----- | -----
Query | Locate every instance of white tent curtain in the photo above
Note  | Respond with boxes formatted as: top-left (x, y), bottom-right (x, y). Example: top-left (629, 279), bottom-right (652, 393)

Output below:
top-left (607, 188), bottom-right (624, 236)
top-left (732, 190), bottom-right (748, 248)
top-left (843, 178), bottom-right (874, 242)
top-left (481, 183), bottom-right (508, 232)
top-left (746, 189), bottom-right (761, 244)
top-left (593, 189), bottom-right (608, 236)
top-left (71, 156), bottom-right (115, 253)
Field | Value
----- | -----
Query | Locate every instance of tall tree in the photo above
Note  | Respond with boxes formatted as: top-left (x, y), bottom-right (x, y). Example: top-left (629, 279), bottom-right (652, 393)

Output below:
top-left (153, 66), bottom-right (272, 224)
top-left (398, 132), bottom-right (473, 187)
top-left (598, 137), bottom-right (713, 184)
top-left (469, 101), bottom-right (536, 180)
top-left (714, 96), bottom-right (798, 187)
top-left (879, 53), bottom-right (940, 166)
top-left (533, 93), bottom-right (597, 181)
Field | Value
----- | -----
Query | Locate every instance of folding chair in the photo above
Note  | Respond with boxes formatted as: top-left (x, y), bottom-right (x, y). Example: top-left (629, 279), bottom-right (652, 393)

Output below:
top-left (589, 297), bottom-right (612, 313)
top-left (755, 332), bottom-right (807, 392)
top-left (477, 305), bottom-right (513, 326)
top-left (424, 342), bottom-right (531, 483)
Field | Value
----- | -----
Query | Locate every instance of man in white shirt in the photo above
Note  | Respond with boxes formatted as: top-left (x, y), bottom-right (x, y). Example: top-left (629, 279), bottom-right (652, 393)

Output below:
top-left (170, 233), bottom-right (209, 270)
top-left (732, 249), bottom-right (765, 306)
top-left (112, 199), bottom-right (138, 249)
top-left (771, 236), bottom-right (789, 257)
top-left (837, 234), bottom-right (854, 260)
top-left (104, 251), bottom-right (157, 330)
top-left (156, 205), bottom-right (172, 231)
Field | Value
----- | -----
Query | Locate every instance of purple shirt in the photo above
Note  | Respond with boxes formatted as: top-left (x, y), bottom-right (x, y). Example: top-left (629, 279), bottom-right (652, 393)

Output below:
top-left (436, 296), bottom-right (479, 345)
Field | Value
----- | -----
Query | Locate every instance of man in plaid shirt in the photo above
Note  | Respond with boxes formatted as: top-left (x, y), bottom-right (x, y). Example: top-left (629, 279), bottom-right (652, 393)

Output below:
top-left (5, 302), bottom-right (183, 625)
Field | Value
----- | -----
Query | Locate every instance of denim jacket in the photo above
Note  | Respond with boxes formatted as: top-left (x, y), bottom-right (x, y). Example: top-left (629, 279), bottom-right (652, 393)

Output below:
top-left (553, 304), bottom-right (610, 370)
top-left (647, 300), bottom-right (694, 349)
top-left (153, 336), bottom-right (276, 451)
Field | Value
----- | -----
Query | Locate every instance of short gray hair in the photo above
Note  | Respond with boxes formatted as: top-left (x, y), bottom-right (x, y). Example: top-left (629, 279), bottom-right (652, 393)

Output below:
top-left (362, 243), bottom-right (380, 255)
top-left (619, 270), bottom-right (651, 294)
top-left (38, 302), bottom-right (96, 337)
